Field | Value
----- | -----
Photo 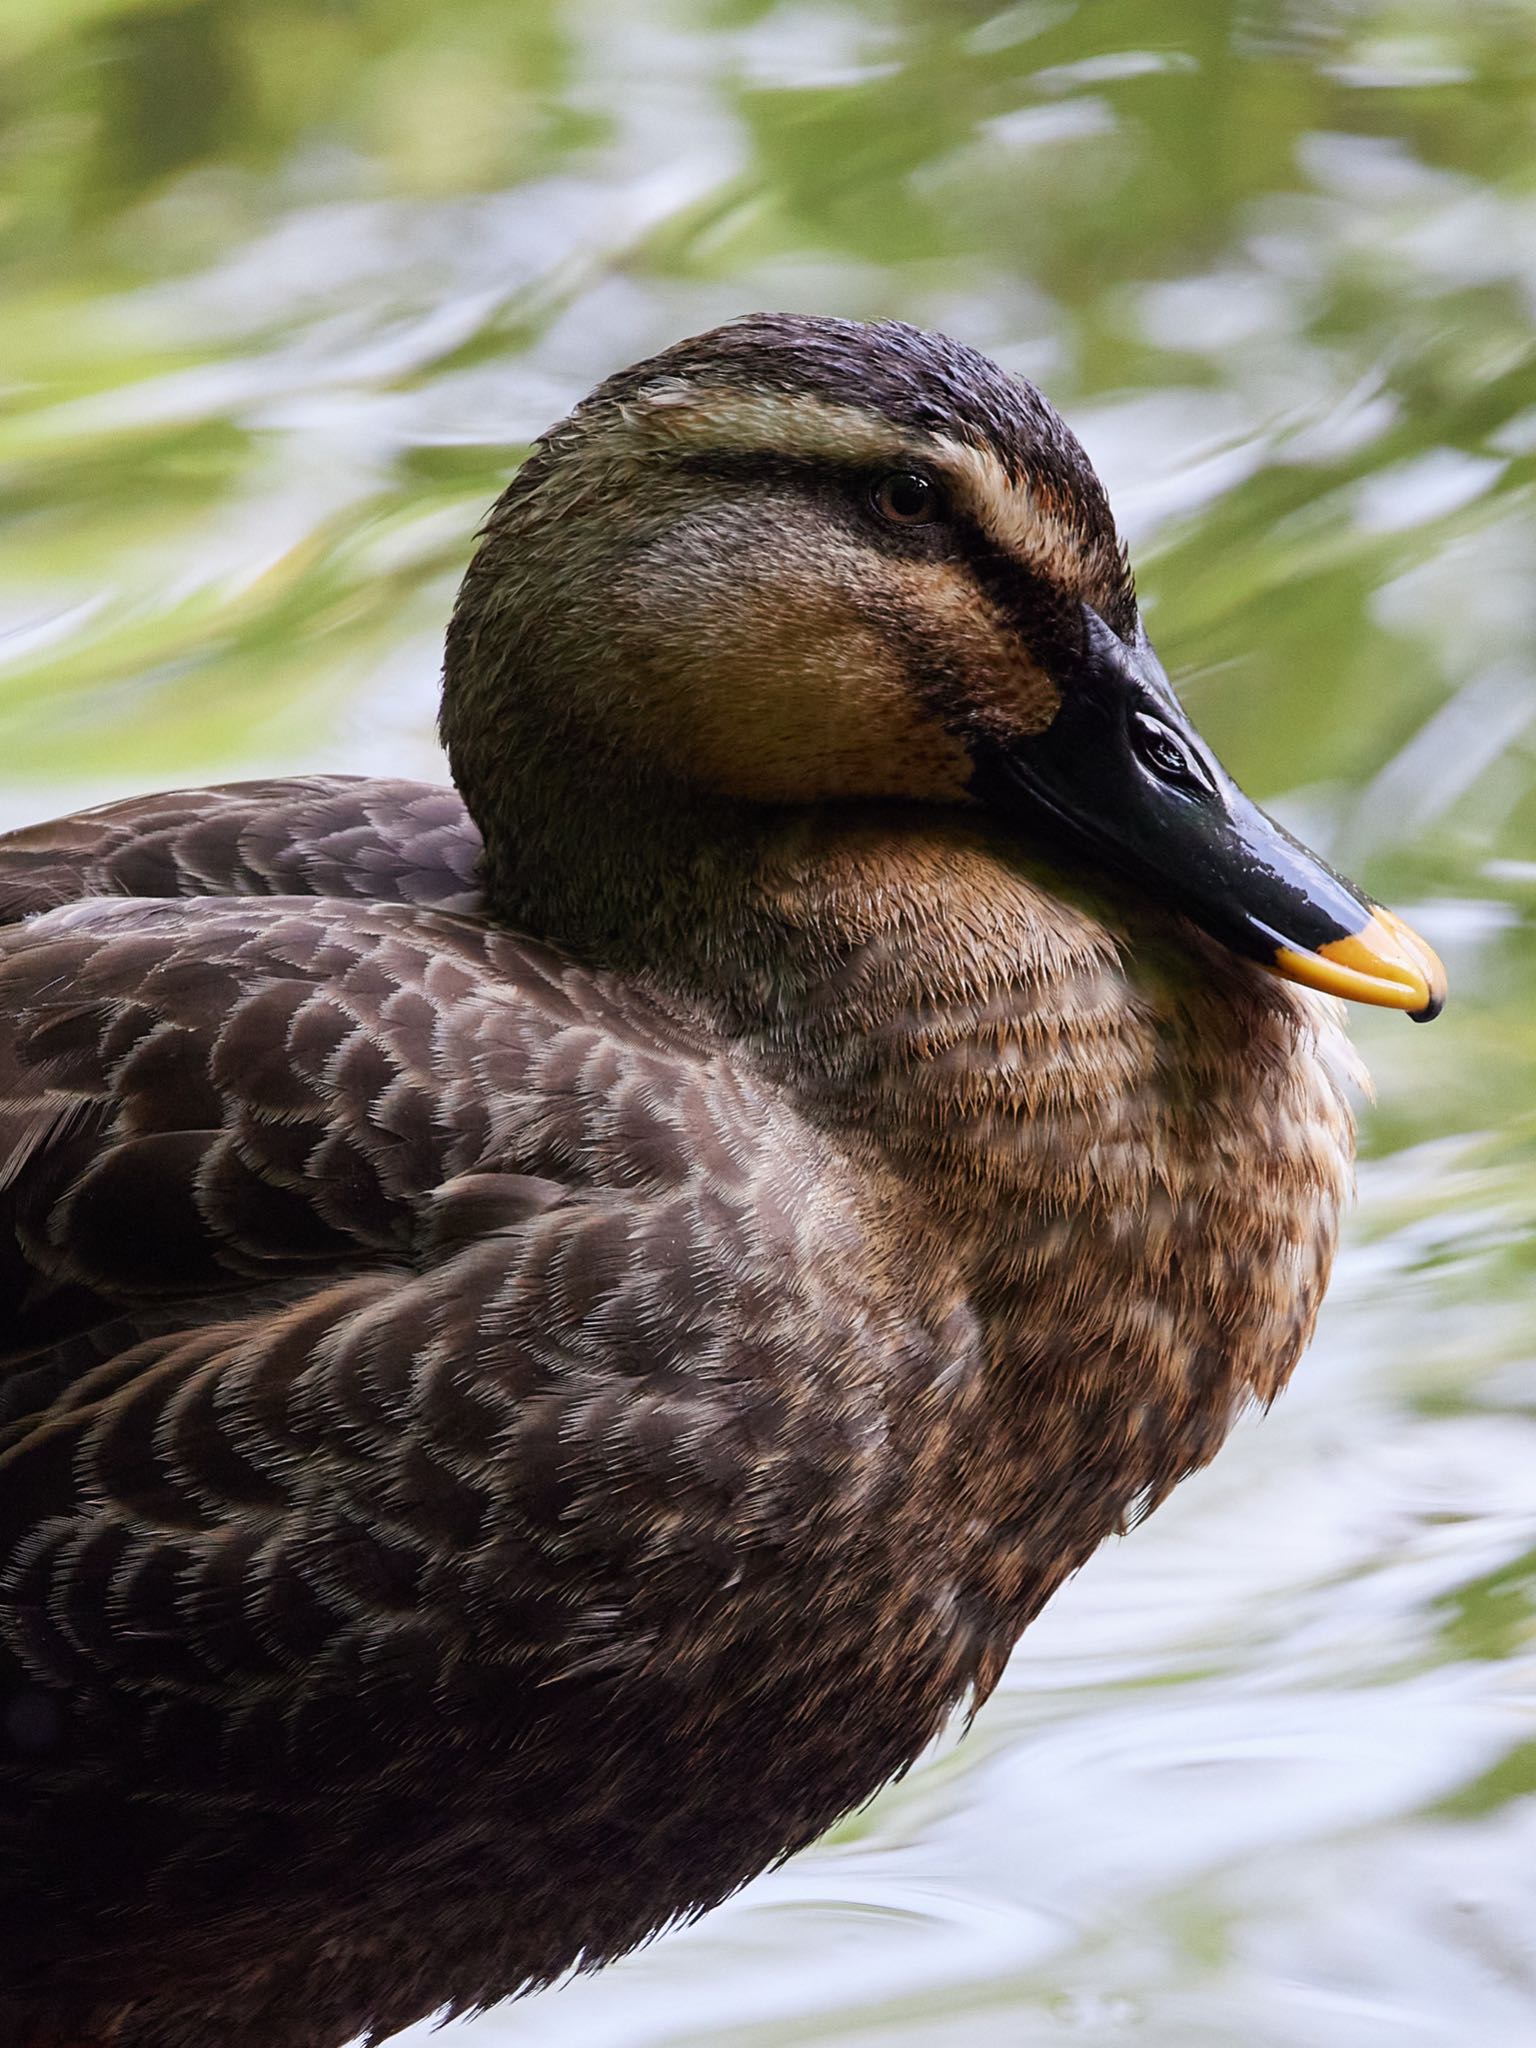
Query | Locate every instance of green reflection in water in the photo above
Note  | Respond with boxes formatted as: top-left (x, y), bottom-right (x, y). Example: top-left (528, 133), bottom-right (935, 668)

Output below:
top-left (3, 1), bottom-right (1534, 2043)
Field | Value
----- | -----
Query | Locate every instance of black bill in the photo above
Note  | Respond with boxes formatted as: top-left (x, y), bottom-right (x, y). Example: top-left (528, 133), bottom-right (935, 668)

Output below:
top-left (968, 609), bottom-right (1446, 1022)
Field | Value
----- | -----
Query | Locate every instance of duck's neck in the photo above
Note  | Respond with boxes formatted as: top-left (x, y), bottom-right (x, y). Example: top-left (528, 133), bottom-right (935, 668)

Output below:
top-left (476, 794), bottom-right (1356, 1677)
top-left (491, 790), bottom-right (1353, 1389)
top-left (719, 814), bottom-right (1357, 1670)
top-left (480, 797), bottom-right (1356, 1396)
top-left (724, 811), bottom-right (1353, 1221)
top-left (487, 790), bottom-right (1351, 1417)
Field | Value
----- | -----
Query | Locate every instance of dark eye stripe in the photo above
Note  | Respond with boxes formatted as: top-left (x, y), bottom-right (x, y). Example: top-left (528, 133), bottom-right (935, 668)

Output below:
top-left (668, 450), bottom-right (959, 562)
top-left (670, 449), bottom-right (897, 494)
top-left (960, 528), bottom-right (1094, 690)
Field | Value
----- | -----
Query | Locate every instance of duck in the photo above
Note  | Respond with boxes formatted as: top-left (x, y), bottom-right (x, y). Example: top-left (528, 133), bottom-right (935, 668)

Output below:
top-left (0, 313), bottom-right (1445, 2048)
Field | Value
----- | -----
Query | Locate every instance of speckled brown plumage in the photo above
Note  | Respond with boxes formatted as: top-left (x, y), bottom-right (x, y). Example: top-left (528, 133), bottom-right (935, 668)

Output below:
top-left (0, 316), bottom-right (1363, 2048)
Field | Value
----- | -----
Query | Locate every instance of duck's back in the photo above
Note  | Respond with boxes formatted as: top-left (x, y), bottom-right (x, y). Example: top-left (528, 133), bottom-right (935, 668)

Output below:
top-left (0, 774), bottom-right (486, 922)
top-left (0, 782), bottom-right (971, 2048)
top-left (0, 778), bottom-right (503, 1435)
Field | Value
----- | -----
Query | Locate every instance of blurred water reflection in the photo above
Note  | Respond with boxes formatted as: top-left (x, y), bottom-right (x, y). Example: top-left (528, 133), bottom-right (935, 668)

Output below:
top-left (2, 1), bottom-right (1534, 2043)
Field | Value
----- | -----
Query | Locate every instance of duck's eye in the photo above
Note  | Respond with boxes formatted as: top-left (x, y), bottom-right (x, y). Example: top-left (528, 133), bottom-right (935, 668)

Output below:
top-left (1129, 711), bottom-right (1214, 798)
top-left (872, 471), bottom-right (944, 525)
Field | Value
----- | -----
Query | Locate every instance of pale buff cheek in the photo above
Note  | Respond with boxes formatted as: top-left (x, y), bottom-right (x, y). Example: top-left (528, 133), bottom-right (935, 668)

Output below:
top-left (674, 625), bottom-right (974, 803)
top-left (616, 540), bottom-right (1056, 805)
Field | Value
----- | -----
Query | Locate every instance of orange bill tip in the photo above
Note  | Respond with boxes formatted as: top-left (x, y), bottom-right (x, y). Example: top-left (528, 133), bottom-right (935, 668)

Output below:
top-left (1272, 906), bottom-right (1447, 1021)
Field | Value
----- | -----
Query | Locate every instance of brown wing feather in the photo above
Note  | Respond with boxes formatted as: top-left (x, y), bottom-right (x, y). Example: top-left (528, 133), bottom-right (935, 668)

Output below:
top-left (0, 776), bottom-right (484, 923)
top-left (0, 879), bottom-right (950, 2048)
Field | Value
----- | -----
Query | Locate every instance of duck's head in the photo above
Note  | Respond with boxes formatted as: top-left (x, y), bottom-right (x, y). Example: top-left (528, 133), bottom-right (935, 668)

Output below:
top-left (443, 313), bottom-right (1444, 1021)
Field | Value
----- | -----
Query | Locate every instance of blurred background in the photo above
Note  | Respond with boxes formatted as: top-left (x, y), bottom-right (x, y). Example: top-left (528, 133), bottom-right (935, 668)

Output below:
top-left (3, 1), bottom-right (1535, 2042)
